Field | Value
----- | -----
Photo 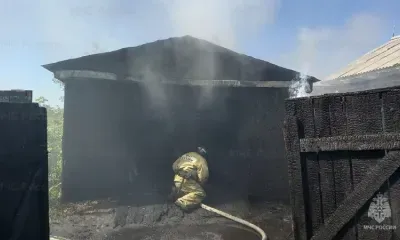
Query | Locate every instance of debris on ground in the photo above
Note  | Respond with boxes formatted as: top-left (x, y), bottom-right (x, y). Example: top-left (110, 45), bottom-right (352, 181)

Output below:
top-left (50, 199), bottom-right (293, 240)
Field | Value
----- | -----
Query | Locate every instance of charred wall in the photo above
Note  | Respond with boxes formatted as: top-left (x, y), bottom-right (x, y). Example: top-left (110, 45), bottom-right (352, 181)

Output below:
top-left (0, 103), bottom-right (48, 239)
top-left (62, 79), bottom-right (289, 204)
top-left (62, 79), bottom-right (142, 201)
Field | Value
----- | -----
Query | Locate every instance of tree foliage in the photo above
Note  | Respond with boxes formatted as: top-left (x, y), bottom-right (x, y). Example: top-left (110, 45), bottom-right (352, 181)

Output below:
top-left (36, 97), bottom-right (64, 206)
top-left (41, 43), bottom-right (103, 207)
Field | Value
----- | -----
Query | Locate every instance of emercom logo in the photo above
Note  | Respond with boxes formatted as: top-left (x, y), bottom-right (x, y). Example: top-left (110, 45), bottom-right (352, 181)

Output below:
top-left (368, 193), bottom-right (391, 223)
top-left (363, 193), bottom-right (397, 231)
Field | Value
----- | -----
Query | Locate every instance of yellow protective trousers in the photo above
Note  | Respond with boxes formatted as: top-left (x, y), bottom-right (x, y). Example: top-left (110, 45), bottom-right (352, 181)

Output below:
top-left (172, 152), bottom-right (209, 210)
top-left (174, 176), bottom-right (206, 210)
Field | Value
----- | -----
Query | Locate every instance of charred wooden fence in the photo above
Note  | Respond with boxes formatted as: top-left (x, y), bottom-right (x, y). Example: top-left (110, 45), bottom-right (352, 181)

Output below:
top-left (284, 87), bottom-right (400, 240)
top-left (0, 102), bottom-right (48, 239)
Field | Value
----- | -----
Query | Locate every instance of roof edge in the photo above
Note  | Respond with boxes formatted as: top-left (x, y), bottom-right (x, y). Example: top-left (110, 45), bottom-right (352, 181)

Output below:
top-left (391, 35), bottom-right (400, 40)
top-left (326, 64), bottom-right (400, 82)
top-left (42, 64), bottom-right (51, 71)
top-left (51, 69), bottom-right (319, 88)
top-left (327, 36), bottom-right (400, 80)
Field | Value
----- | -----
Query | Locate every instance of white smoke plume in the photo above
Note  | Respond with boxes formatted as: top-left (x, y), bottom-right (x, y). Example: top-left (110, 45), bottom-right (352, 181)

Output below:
top-left (284, 13), bottom-right (386, 98)
top-left (162, 0), bottom-right (279, 50)
top-left (1, 0), bottom-right (280, 105)
top-left (161, 0), bottom-right (280, 106)
top-left (289, 73), bottom-right (310, 98)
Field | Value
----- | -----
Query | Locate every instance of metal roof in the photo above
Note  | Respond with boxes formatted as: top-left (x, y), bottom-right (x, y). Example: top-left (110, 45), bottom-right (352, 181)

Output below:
top-left (310, 65), bottom-right (400, 96)
top-left (327, 35), bottom-right (400, 80)
top-left (43, 35), bottom-right (320, 84)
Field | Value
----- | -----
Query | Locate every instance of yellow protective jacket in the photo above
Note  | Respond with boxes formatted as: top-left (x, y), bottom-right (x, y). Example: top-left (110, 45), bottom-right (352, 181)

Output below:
top-left (172, 152), bottom-right (209, 186)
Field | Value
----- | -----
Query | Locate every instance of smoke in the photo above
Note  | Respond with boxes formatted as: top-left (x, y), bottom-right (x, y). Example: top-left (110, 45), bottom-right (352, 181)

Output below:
top-left (283, 13), bottom-right (385, 98)
top-left (2, 0), bottom-right (279, 57)
top-left (1, 0), bottom-right (281, 112)
top-left (289, 73), bottom-right (310, 98)
top-left (161, 0), bottom-right (280, 107)
top-left (162, 0), bottom-right (279, 50)
top-left (197, 86), bottom-right (215, 109)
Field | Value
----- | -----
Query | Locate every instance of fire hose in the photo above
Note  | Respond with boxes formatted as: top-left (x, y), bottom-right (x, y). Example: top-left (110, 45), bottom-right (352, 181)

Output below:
top-left (200, 203), bottom-right (267, 240)
top-left (175, 171), bottom-right (267, 240)
top-left (52, 176), bottom-right (268, 240)
top-left (50, 236), bottom-right (69, 240)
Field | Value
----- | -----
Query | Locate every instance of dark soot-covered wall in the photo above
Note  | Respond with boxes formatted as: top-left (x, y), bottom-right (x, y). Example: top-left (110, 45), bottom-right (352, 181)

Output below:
top-left (62, 79), bottom-right (289, 204)
top-left (0, 103), bottom-right (48, 239)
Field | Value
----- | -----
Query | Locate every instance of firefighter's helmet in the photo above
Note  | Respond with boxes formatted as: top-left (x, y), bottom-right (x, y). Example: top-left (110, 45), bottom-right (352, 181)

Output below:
top-left (197, 146), bottom-right (207, 156)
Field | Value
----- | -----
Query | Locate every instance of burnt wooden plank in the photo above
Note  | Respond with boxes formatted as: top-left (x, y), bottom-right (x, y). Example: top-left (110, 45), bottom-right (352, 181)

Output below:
top-left (300, 98), bottom-right (322, 236)
top-left (389, 168), bottom-right (400, 239)
top-left (296, 98), bottom-right (315, 138)
top-left (383, 91), bottom-right (400, 239)
top-left (329, 95), bottom-right (356, 240)
top-left (376, 92), bottom-right (395, 240)
top-left (313, 97), bottom-right (331, 137)
top-left (332, 152), bottom-right (356, 240)
top-left (346, 93), bottom-right (385, 240)
top-left (283, 116), bottom-right (308, 240)
top-left (318, 153), bottom-right (336, 221)
top-left (351, 151), bottom-right (385, 240)
top-left (311, 151), bottom-right (400, 240)
top-left (382, 90), bottom-right (400, 133)
top-left (345, 93), bottom-right (383, 135)
top-left (313, 97), bottom-right (336, 233)
top-left (300, 133), bottom-right (400, 152)
top-left (376, 184), bottom-right (393, 240)
top-left (300, 97), bottom-right (324, 235)
top-left (329, 96), bottom-right (347, 137)
top-left (305, 153), bottom-right (324, 234)
top-left (285, 100), bottom-right (296, 117)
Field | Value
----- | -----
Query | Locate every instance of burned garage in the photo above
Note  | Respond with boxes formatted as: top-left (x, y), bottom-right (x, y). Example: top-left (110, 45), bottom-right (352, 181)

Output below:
top-left (43, 36), bottom-right (318, 206)
top-left (43, 36), bottom-right (321, 239)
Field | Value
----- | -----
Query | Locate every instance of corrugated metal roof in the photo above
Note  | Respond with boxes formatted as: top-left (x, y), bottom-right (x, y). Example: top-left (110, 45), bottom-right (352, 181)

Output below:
top-left (327, 35), bottom-right (400, 80)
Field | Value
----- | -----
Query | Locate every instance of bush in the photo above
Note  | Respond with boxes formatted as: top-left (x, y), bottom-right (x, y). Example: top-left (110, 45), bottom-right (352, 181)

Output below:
top-left (36, 97), bottom-right (64, 206)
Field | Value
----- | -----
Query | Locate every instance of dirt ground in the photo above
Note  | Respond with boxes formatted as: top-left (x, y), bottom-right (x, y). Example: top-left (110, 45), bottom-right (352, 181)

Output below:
top-left (50, 199), bottom-right (294, 240)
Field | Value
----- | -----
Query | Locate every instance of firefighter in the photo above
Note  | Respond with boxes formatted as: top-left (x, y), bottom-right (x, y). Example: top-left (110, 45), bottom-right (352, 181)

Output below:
top-left (169, 147), bottom-right (209, 211)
